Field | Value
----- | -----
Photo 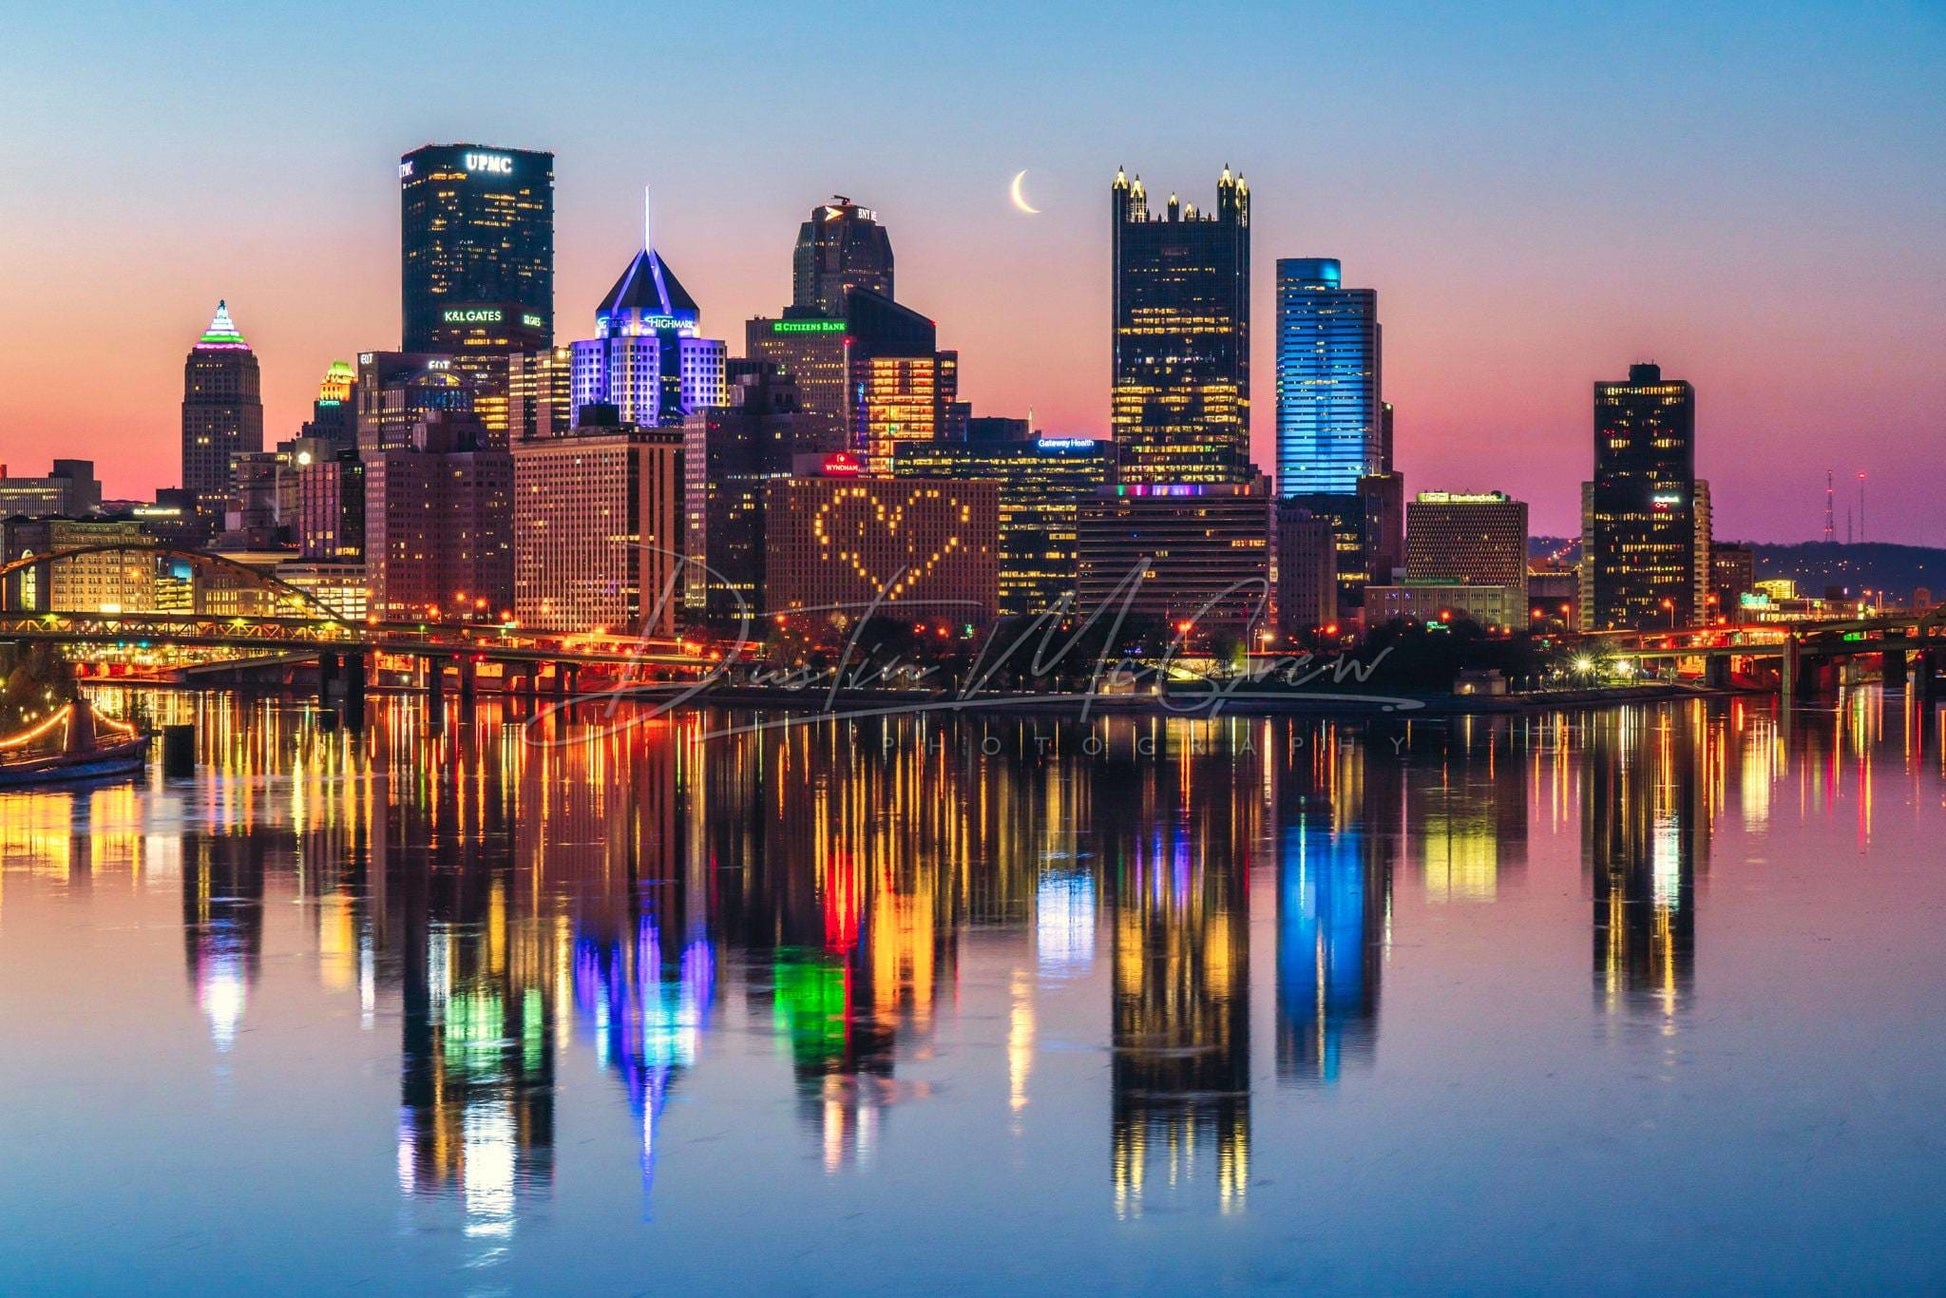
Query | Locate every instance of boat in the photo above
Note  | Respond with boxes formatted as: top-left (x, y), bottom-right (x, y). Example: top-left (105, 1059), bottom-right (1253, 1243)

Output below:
top-left (0, 699), bottom-right (151, 789)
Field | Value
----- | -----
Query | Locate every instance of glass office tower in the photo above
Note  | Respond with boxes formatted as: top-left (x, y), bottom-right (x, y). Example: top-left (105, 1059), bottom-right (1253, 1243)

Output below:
top-left (1274, 258), bottom-right (1380, 497)
top-left (400, 144), bottom-right (554, 354)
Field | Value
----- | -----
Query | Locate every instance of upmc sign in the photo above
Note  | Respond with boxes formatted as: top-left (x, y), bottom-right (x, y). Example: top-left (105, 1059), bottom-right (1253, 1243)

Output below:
top-left (464, 153), bottom-right (513, 174)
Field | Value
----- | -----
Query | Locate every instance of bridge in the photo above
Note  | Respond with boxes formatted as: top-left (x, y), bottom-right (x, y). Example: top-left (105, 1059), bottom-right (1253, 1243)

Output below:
top-left (0, 544), bottom-right (720, 727)
top-left (1586, 606), bottom-right (1946, 698)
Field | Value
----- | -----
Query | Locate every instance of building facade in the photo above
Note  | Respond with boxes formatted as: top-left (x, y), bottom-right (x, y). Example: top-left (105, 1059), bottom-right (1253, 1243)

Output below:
top-left (507, 346), bottom-right (575, 442)
top-left (764, 470), bottom-right (1000, 630)
top-left (1275, 259), bottom-right (1380, 497)
top-left (364, 414), bottom-right (514, 621)
top-left (683, 369), bottom-right (833, 624)
top-left (297, 445), bottom-right (364, 562)
top-left (1711, 542), bottom-right (1754, 621)
top-left (512, 424), bottom-right (684, 636)
top-left (1405, 491), bottom-right (1529, 596)
top-left (891, 436), bottom-right (1115, 618)
top-left (1276, 501), bottom-right (1338, 638)
top-left (1111, 167), bottom-right (1252, 487)
top-left (1075, 483), bottom-right (1274, 631)
top-left (400, 143), bottom-right (553, 354)
top-left (744, 317), bottom-right (852, 430)
top-left (181, 301), bottom-right (263, 517)
top-left (0, 460), bottom-right (100, 519)
top-left (1580, 363), bottom-right (1706, 630)
top-left (1364, 582), bottom-right (1526, 630)
top-left (355, 351), bottom-right (479, 452)
top-left (0, 519), bottom-right (159, 614)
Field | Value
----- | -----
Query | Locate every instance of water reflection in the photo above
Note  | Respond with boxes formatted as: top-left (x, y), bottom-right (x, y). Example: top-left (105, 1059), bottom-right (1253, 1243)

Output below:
top-left (1104, 730), bottom-right (1255, 1216)
top-left (3, 687), bottom-right (1943, 1273)
top-left (182, 832), bottom-right (263, 1052)
top-left (1583, 710), bottom-right (1707, 1018)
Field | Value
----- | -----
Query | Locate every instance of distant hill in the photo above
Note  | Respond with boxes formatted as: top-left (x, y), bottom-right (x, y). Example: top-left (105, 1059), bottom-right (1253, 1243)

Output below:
top-left (1531, 538), bottom-right (1946, 603)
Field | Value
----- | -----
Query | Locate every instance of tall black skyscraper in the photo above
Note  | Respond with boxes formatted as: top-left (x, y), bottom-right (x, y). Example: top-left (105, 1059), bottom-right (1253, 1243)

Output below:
top-left (791, 198), bottom-right (893, 316)
top-left (400, 144), bottom-right (554, 354)
top-left (1581, 362), bottom-right (1710, 630)
top-left (1111, 166), bottom-right (1251, 487)
top-left (180, 301), bottom-right (263, 517)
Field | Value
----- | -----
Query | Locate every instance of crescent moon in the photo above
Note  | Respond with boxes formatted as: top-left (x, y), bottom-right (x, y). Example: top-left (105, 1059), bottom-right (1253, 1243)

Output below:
top-left (1010, 170), bottom-right (1041, 215)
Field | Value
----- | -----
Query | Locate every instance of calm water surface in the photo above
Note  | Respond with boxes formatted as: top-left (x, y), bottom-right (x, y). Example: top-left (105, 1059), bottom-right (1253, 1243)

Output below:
top-left (3, 693), bottom-right (1945, 1294)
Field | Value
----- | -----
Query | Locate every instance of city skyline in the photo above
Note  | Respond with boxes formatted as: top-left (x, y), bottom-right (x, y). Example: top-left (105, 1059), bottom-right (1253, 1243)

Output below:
top-left (1, 2), bottom-right (1941, 542)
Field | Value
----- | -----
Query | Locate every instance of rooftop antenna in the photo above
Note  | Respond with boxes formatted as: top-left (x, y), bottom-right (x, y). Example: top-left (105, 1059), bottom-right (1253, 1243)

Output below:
top-left (643, 185), bottom-right (654, 254)
top-left (1857, 471), bottom-right (1867, 545)
top-left (1824, 470), bottom-right (1835, 544)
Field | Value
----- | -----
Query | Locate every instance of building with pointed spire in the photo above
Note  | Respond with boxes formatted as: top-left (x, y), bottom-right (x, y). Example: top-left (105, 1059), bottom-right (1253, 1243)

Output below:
top-left (570, 218), bottom-right (727, 427)
top-left (181, 300), bottom-right (263, 519)
top-left (1110, 166), bottom-right (1252, 487)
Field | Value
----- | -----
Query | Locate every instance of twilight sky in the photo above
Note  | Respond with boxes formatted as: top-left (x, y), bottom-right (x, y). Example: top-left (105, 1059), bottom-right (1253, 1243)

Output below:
top-left (0, 1), bottom-right (1940, 541)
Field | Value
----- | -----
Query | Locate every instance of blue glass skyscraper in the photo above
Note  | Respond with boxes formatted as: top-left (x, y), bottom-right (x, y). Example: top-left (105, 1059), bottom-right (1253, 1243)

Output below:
top-left (1275, 258), bottom-right (1380, 496)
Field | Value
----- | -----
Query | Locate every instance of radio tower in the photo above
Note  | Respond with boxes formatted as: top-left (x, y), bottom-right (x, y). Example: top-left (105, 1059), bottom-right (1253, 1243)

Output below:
top-left (1824, 470), bottom-right (1836, 544)
top-left (1858, 471), bottom-right (1867, 544)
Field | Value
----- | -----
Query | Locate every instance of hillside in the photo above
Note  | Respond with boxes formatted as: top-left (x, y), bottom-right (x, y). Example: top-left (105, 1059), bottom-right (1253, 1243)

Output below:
top-left (1530, 539), bottom-right (1946, 602)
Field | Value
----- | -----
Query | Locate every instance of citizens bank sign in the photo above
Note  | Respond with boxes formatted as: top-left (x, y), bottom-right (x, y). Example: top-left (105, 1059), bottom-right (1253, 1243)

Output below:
top-left (464, 153), bottom-right (513, 174)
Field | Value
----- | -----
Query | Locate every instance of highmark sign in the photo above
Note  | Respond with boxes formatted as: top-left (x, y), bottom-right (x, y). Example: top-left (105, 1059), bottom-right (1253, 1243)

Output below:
top-left (771, 319), bottom-right (847, 334)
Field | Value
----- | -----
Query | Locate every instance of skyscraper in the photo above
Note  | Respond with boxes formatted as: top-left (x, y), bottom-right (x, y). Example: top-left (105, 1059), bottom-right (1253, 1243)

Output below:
top-left (1275, 258), bottom-right (1381, 497)
top-left (181, 301), bottom-right (263, 518)
top-left (1581, 363), bottom-right (1706, 630)
top-left (571, 237), bottom-right (727, 428)
top-left (1111, 167), bottom-right (1251, 486)
top-left (399, 144), bottom-right (554, 354)
top-left (792, 198), bottom-right (893, 316)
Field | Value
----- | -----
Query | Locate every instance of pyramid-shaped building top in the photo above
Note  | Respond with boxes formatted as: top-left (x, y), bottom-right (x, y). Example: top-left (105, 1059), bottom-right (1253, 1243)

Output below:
top-left (595, 248), bottom-right (700, 337)
top-left (195, 300), bottom-right (250, 351)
